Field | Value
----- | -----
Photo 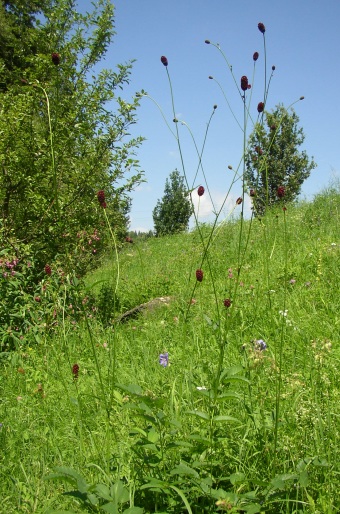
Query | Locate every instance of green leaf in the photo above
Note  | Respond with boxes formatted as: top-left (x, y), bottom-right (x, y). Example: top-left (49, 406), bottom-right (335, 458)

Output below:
top-left (243, 504), bottom-right (262, 513)
top-left (147, 427), bottom-right (160, 443)
top-left (115, 383), bottom-right (143, 396)
top-left (229, 472), bottom-right (246, 485)
top-left (212, 415), bottom-right (239, 423)
top-left (95, 483), bottom-right (113, 502)
top-left (220, 365), bottom-right (244, 379)
top-left (122, 508), bottom-right (144, 514)
top-left (216, 391), bottom-right (242, 401)
top-left (298, 469), bottom-right (309, 487)
top-left (110, 480), bottom-right (130, 503)
top-left (46, 511), bottom-right (78, 514)
top-left (101, 503), bottom-right (118, 514)
top-left (170, 462), bottom-right (199, 478)
top-left (45, 466), bottom-right (88, 494)
top-left (186, 410), bottom-right (210, 421)
top-left (270, 473), bottom-right (298, 490)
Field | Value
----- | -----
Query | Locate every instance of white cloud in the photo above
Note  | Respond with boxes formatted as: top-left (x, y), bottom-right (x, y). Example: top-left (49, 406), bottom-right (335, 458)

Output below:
top-left (190, 189), bottom-right (252, 225)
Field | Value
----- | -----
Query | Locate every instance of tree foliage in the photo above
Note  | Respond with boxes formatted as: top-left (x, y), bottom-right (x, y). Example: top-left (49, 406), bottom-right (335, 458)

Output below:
top-left (0, 0), bottom-right (144, 274)
top-left (153, 170), bottom-right (193, 236)
top-left (245, 105), bottom-right (316, 215)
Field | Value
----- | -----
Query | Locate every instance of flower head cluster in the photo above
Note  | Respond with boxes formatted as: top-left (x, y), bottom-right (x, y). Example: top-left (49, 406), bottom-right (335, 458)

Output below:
top-left (253, 51), bottom-right (259, 61)
top-left (160, 55), bottom-right (168, 66)
top-left (236, 197), bottom-right (242, 205)
top-left (254, 339), bottom-right (267, 351)
top-left (44, 264), bottom-right (52, 276)
top-left (241, 76), bottom-right (250, 92)
top-left (197, 185), bottom-right (205, 197)
top-left (223, 298), bottom-right (231, 308)
top-left (277, 186), bottom-right (285, 198)
top-left (258, 22), bottom-right (266, 34)
top-left (159, 352), bottom-right (169, 367)
top-left (257, 102), bottom-right (264, 113)
top-left (72, 363), bottom-right (79, 379)
top-left (51, 52), bottom-right (61, 65)
top-left (196, 269), bottom-right (204, 282)
top-left (97, 190), bottom-right (107, 208)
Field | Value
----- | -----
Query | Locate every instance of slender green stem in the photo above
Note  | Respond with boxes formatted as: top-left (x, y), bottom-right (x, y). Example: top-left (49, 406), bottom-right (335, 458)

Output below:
top-left (37, 84), bottom-right (60, 218)
top-left (273, 205), bottom-right (288, 467)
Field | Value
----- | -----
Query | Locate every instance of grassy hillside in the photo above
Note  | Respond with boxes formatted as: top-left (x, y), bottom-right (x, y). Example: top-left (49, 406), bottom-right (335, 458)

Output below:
top-left (1, 186), bottom-right (339, 513)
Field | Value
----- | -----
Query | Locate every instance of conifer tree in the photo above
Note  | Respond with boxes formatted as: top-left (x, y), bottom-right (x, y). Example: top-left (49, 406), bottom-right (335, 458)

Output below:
top-left (245, 105), bottom-right (316, 214)
top-left (153, 170), bottom-right (193, 236)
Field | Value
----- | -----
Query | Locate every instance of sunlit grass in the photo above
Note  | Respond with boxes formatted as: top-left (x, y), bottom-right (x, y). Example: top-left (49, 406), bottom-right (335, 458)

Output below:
top-left (1, 189), bottom-right (339, 513)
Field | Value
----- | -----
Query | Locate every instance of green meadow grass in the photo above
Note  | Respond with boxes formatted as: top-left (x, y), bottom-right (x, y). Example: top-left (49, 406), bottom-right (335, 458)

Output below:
top-left (0, 187), bottom-right (339, 513)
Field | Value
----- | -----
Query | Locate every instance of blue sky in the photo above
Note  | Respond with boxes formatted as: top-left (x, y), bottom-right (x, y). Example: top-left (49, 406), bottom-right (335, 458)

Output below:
top-left (82, 0), bottom-right (340, 231)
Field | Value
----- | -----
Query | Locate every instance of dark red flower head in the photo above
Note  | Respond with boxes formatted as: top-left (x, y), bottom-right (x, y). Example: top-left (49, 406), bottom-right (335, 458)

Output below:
top-left (236, 197), bottom-right (243, 205)
top-left (97, 190), bottom-right (107, 208)
top-left (44, 264), bottom-right (52, 276)
top-left (249, 189), bottom-right (256, 197)
top-left (97, 190), bottom-right (105, 203)
top-left (72, 364), bottom-right (79, 379)
top-left (272, 65), bottom-right (276, 71)
top-left (257, 102), bottom-right (264, 113)
top-left (125, 237), bottom-right (133, 243)
top-left (51, 52), bottom-right (61, 65)
top-left (197, 185), bottom-right (205, 197)
top-left (255, 146), bottom-right (263, 155)
top-left (241, 76), bottom-right (249, 92)
top-left (196, 269), bottom-right (204, 282)
top-left (253, 52), bottom-right (259, 61)
top-left (277, 186), bottom-right (285, 198)
top-left (160, 56), bottom-right (168, 66)
top-left (223, 298), bottom-right (231, 308)
top-left (205, 39), bottom-right (211, 44)
top-left (258, 22), bottom-right (266, 34)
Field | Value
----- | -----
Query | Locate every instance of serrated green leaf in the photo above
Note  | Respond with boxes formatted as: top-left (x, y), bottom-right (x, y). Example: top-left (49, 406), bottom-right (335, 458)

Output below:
top-left (45, 466), bottom-right (88, 494)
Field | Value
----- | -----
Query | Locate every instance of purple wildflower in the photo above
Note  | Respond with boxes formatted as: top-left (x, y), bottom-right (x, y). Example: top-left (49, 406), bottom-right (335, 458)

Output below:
top-left (254, 339), bottom-right (267, 351)
top-left (159, 353), bottom-right (169, 367)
